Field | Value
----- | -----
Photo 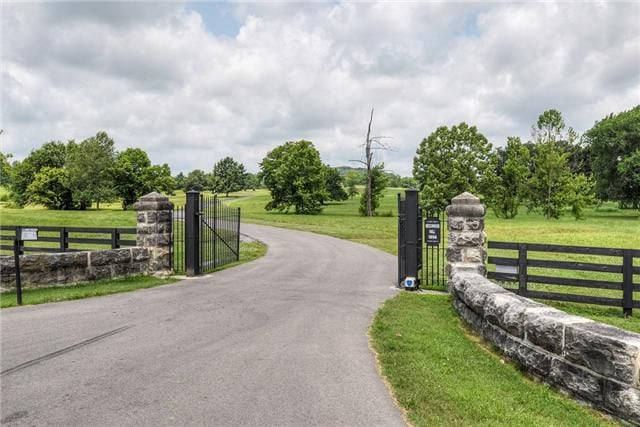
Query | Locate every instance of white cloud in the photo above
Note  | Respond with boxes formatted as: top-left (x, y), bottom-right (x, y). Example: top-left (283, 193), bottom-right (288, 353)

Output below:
top-left (1, 1), bottom-right (638, 176)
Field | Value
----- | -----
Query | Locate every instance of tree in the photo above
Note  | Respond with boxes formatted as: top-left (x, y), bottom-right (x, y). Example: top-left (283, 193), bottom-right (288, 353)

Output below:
top-left (344, 171), bottom-right (361, 199)
top-left (0, 151), bottom-right (12, 187)
top-left (413, 122), bottom-right (494, 210)
top-left (323, 165), bottom-right (348, 202)
top-left (243, 172), bottom-right (261, 191)
top-left (586, 106), bottom-right (640, 208)
top-left (526, 109), bottom-right (596, 219)
top-left (112, 148), bottom-right (174, 209)
top-left (25, 167), bottom-right (75, 210)
top-left (352, 109), bottom-right (390, 216)
top-left (212, 157), bottom-right (246, 196)
top-left (10, 141), bottom-right (68, 207)
top-left (526, 139), bottom-right (572, 219)
top-left (174, 172), bottom-right (186, 191)
top-left (359, 164), bottom-right (388, 216)
top-left (484, 137), bottom-right (531, 219)
top-left (66, 131), bottom-right (116, 209)
top-left (617, 149), bottom-right (640, 209)
top-left (183, 169), bottom-right (210, 192)
top-left (259, 140), bottom-right (325, 214)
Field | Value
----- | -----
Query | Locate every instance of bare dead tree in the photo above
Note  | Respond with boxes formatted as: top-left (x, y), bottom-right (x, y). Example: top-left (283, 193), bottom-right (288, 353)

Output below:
top-left (350, 108), bottom-right (391, 216)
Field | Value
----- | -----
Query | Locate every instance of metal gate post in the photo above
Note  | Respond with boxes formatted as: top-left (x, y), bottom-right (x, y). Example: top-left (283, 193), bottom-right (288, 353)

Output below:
top-left (185, 190), bottom-right (201, 276)
top-left (405, 189), bottom-right (421, 288)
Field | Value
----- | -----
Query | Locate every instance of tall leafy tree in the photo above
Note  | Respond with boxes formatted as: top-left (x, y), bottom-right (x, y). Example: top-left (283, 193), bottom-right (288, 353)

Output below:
top-left (413, 122), bottom-right (494, 210)
top-left (112, 148), bottom-right (174, 209)
top-left (259, 140), bottom-right (325, 214)
top-left (174, 172), bottom-right (186, 191)
top-left (585, 106), bottom-right (640, 208)
top-left (0, 152), bottom-right (12, 187)
top-left (10, 141), bottom-right (68, 207)
top-left (323, 165), bottom-right (348, 202)
top-left (243, 172), bottom-right (261, 191)
top-left (526, 109), bottom-right (594, 219)
top-left (212, 157), bottom-right (246, 196)
top-left (484, 137), bottom-right (531, 219)
top-left (344, 171), bottom-right (361, 199)
top-left (359, 163), bottom-right (388, 216)
top-left (183, 169), bottom-right (210, 192)
top-left (25, 167), bottom-right (75, 210)
top-left (66, 131), bottom-right (116, 209)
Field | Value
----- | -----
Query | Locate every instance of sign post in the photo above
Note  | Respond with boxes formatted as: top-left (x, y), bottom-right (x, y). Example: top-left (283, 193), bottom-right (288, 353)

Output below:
top-left (14, 227), bottom-right (38, 305)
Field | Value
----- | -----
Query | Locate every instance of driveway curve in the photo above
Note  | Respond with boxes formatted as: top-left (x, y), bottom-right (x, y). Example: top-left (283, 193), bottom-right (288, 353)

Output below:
top-left (1, 224), bottom-right (404, 426)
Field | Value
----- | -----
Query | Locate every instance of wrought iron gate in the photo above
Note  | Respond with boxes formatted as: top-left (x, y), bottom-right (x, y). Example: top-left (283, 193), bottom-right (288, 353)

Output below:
top-left (397, 189), bottom-right (447, 290)
top-left (172, 191), bottom-right (240, 276)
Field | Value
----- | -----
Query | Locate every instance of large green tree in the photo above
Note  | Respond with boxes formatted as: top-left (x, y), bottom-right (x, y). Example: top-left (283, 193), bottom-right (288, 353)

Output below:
top-left (0, 152), bottom-right (12, 187)
top-left (183, 169), bottom-right (210, 192)
top-left (526, 109), bottom-right (594, 219)
top-left (585, 106), bottom-right (640, 208)
top-left (323, 165), bottom-right (348, 202)
top-left (413, 122), bottom-right (494, 210)
top-left (485, 137), bottom-right (531, 219)
top-left (25, 167), bottom-right (75, 210)
top-left (66, 131), bottom-right (116, 209)
top-left (359, 163), bottom-right (388, 216)
top-left (259, 140), bottom-right (325, 214)
top-left (10, 141), bottom-right (68, 207)
top-left (112, 148), bottom-right (174, 209)
top-left (212, 157), bottom-right (246, 196)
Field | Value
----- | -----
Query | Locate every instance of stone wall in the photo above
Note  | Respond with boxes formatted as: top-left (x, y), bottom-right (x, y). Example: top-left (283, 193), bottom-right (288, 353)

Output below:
top-left (446, 192), bottom-right (640, 425)
top-left (0, 192), bottom-right (173, 291)
top-left (0, 248), bottom-right (150, 291)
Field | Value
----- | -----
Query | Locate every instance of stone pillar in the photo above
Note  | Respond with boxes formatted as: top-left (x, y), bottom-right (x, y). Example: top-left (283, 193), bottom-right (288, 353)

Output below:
top-left (134, 192), bottom-right (173, 275)
top-left (445, 192), bottom-right (487, 283)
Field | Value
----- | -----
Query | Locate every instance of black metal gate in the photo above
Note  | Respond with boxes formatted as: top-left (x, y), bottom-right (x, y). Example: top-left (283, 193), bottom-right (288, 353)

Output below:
top-left (397, 189), bottom-right (447, 290)
top-left (422, 208), bottom-right (447, 288)
top-left (172, 191), bottom-right (240, 276)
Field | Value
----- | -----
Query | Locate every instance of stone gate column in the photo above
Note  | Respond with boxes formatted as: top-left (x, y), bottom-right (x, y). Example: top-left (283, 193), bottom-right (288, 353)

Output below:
top-left (445, 192), bottom-right (487, 286)
top-left (134, 192), bottom-right (173, 275)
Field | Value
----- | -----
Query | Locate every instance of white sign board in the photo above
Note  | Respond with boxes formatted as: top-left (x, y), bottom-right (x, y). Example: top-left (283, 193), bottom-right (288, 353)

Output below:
top-left (20, 228), bottom-right (38, 241)
top-left (495, 264), bottom-right (518, 275)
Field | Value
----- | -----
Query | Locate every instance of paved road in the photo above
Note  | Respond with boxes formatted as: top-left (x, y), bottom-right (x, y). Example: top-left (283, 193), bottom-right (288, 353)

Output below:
top-left (1, 224), bottom-right (404, 426)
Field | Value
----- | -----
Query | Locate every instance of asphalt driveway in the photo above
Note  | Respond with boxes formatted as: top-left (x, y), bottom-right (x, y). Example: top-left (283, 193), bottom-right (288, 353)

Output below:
top-left (1, 224), bottom-right (404, 426)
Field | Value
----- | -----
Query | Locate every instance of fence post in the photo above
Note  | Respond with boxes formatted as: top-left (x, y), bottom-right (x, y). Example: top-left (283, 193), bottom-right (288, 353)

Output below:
top-left (14, 226), bottom-right (23, 305)
top-left (112, 228), bottom-right (120, 249)
top-left (134, 192), bottom-right (174, 275)
top-left (404, 189), bottom-right (421, 288)
top-left (445, 192), bottom-right (486, 289)
top-left (185, 191), bottom-right (201, 276)
top-left (518, 243), bottom-right (528, 297)
top-left (622, 249), bottom-right (633, 317)
top-left (59, 227), bottom-right (68, 252)
top-left (236, 207), bottom-right (241, 261)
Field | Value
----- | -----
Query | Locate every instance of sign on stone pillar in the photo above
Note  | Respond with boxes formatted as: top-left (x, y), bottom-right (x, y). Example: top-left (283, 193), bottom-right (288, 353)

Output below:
top-left (445, 192), bottom-right (487, 284)
top-left (134, 192), bottom-right (173, 275)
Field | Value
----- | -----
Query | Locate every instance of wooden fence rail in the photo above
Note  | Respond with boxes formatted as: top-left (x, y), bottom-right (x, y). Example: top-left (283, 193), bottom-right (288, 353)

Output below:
top-left (487, 241), bottom-right (640, 316)
top-left (0, 225), bottom-right (137, 254)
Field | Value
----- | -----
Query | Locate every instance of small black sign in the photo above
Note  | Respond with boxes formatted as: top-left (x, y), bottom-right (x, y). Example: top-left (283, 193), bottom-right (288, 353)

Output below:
top-left (425, 218), bottom-right (441, 246)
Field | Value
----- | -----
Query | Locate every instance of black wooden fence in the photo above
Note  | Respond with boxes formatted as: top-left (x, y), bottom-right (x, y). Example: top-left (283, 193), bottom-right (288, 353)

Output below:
top-left (488, 241), bottom-right (640, 316)
top-left (0, 225), bottom-right (137, 254)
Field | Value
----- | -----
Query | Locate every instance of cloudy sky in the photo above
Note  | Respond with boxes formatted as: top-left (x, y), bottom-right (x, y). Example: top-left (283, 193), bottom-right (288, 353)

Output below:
top-left (1, 1), bottom-right (639, 176)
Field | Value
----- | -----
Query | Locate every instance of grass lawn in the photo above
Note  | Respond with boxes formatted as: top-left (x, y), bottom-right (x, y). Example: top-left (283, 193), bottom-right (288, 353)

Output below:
top-left (0, 275), bottom-right (179, 308)
top-left (371, 293), bottom-right (616, 426)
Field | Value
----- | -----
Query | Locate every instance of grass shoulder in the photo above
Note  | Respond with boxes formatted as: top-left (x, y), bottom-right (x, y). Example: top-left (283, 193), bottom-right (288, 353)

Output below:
top-left (370, 292), bottom-right (617, 426)
top-left (1, 241), bottom-right (267, 308)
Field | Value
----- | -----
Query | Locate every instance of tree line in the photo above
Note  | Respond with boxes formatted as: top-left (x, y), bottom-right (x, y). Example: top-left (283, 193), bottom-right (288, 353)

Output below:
top-left (0, 132), bottom-right (174, 210)
top-left (413, 106), bottom-right (639, 219)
